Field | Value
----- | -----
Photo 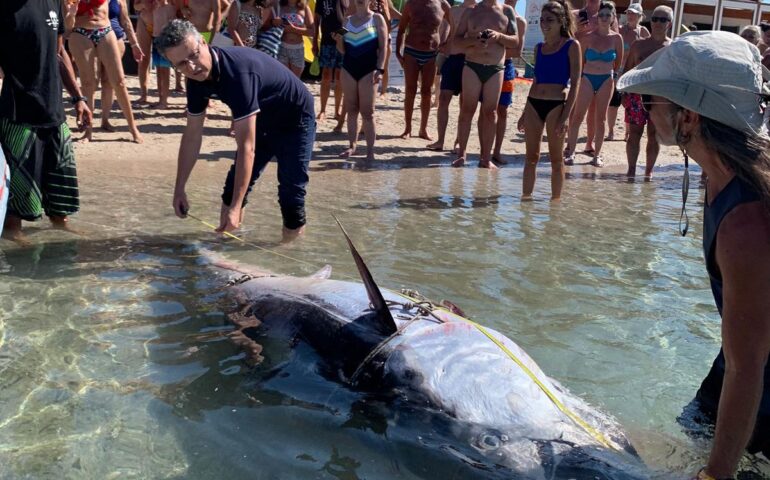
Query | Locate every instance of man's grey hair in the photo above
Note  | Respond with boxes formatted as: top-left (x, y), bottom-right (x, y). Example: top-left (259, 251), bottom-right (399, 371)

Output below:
top-left (155, 19), bottom-right (201, 56)
top-left (652, 5), bottom-right (673, 20)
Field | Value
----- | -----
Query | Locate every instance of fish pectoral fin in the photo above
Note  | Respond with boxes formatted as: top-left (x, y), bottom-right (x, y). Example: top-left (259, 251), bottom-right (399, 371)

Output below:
top-left (333, 215), bottom-right (398, 335)
top-left (308, 264), bottom-right (333, 279)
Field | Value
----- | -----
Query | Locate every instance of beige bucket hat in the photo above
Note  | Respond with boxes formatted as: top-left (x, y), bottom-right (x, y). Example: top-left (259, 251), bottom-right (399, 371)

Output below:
top-left (617, 30), bottom-right (770, 135)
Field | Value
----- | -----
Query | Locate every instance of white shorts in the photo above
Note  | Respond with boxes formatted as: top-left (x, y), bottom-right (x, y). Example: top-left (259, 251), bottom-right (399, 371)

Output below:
top-left (278, 42), bottom-right (305, 69)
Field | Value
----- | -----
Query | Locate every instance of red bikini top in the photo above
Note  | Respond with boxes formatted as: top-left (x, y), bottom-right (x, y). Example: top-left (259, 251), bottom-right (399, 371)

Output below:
top-left (77, 0), bottom-right (108, 16)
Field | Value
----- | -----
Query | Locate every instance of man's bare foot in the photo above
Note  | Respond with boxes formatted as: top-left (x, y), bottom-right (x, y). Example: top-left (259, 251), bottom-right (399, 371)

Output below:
top-left (365, 152), bottom-right (375, 162)
top-left (399, 130), bottom-right (412, 139)
top-left (50, 215), bottom-right (84, 235)
top-left (1, 216), bottom-right (30, 246)
top-left (131, 129), bottom-right (144, 144)
top-left (333, 121), bottom-right (344, 133)
top-left (478, 160), bottom-right (499, 170)
top-left (151, 102), bottom-right (169, 109)
top-left (521, 194), bottom-right (533, 202)
top-left (137, 95), bottom-right (149, 104)
top-left (77, 129), bottom-right (93, 143)
top-left (417, 130), bottom-right (432, 141)
top-left (550, 196), bottom-right (561, 202)
top-left (316, 111), bottom-right (326, 121)
top-left (426, 141), bottom-right (444, 151)
top-left (491, 155), bottom-right (508, 166)
top-left (281, 225), bottom-right (305, 244)
top-left (451, 156), bottom-right (465, 168)
top-left (340, 146), bottom-right (356, 158)
top-left (100, 121), bottom-right (115, 132)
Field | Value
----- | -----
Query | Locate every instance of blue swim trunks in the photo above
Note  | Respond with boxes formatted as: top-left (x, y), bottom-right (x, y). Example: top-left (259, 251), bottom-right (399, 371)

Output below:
top-left (440, 54), bottom-right (464, 96)
top-left (498, 58), bottom-right (517, 107)
top-left (152, 43), bottom-right (172, 69)
top-left (319, 43), bottom-right (344, 70)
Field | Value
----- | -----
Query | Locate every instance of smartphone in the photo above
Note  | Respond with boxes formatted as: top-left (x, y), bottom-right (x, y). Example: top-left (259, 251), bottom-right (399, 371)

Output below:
top-left (335, 27), bottom-right (349, 36)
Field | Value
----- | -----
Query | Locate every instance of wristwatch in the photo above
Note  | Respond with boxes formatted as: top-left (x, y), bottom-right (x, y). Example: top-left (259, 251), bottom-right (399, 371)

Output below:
top-left (71, 95), bottom-right (88, 105)
top-left (375, 67), bottom-right (385, 74)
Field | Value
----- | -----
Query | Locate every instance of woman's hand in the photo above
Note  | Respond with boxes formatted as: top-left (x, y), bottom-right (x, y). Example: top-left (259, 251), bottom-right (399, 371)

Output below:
top-left (373, 70), bottom-right (383, 84)
top-left (131, 43), bottom-right (145, 63)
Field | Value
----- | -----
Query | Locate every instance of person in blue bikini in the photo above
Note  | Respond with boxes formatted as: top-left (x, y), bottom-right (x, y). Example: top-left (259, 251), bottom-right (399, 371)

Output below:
top-left (564, 0), bottom-right (622, 167)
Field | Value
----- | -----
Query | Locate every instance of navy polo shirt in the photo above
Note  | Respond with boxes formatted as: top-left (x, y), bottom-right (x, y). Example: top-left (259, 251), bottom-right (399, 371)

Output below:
top-left (186, 46), bottom-right (314, 127)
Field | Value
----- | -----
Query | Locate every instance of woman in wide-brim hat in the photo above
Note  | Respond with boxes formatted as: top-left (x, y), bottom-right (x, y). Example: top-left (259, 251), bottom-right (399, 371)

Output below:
top-left (618, 30), bottom-right (770, 480)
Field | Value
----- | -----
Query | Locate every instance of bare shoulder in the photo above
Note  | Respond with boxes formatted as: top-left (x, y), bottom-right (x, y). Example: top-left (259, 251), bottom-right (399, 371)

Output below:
top-left (717, 201), bottom-right (770, 271)
top-left (373, 12), bottom-right (387, 28)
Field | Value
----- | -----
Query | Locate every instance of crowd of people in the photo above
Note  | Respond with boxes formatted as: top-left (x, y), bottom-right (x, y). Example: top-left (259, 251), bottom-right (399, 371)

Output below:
top-left (1, 1), bottom-right (769, 478)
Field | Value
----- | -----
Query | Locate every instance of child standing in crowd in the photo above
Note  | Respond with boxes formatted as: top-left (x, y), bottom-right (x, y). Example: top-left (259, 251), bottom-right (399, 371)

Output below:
top-left (226, 0), bottom-right (268, 47)
top-left (278, 0), bottom-right (314, 77)
top-left (519, 0), bottom-right (580, 201)
top-left (564, 0), bottom-right (622, 167)
top-left (314, 0), bottom-right (349, 121)
top-left (152, 0), bottom-right (179, 109)
top-left (334, 0), bottom-right (388, 161)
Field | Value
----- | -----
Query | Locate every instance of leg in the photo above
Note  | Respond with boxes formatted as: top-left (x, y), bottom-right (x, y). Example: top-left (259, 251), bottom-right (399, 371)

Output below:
top-left (275, 121), bottom-right (314, 242)
top-left (400, 53), bottom-right (420, 138)
top-left (544, 105), bottom-right (567, 200)
top-left (43, 123), bottom-right (81, 230)
top-left (68, 33), bottom-right (98, 142)
top-left (156, 66), bottom-right (170, 109)
top-left (644, 121), bottom-right (660, 178)
top-left (565, 77), bottom-right (593, 159)
top-left (136, 18), bottom-right (152, 103)
top-left (477, 71), bottom-right (503, 169)
top-left (492, 104), bottom-right (508, 164)
top-left (427, 90), bottom-right (453, 150)
top-left (454, 66), bottom-right (481, 167)
top-left (333, 69), bottom-right (343, 119)
top-left (99, 44), bottom-right (118, 131)
top-left (626, 124), bottom-right (643, 177)
top-left (417, 59), bottom-right (437, 140)
top-left (340, 69), bottom-right (359, 158)
top-left (318, 67), bottom-right (333, 120)
top-left (97, 34), bottom-right (143, 143)
top-left (590, 78), bottom-right (613, 162)
top-left (357, 72), bottom-right (377, 161)
top-left (521, 102), bottom-right (546, 200)
top-left (432, 73), bottom-right (441, 108)
top-left (585, 95), bottom-right (596, 152)
top-left (174, 69), bottom-right (184, 93)
top-left (380, 39), bottom-right (391, 98)
top-left (607, 105), bottom-right (619, 140)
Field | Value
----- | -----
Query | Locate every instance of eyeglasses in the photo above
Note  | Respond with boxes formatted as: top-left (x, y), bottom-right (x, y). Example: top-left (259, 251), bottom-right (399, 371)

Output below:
top-left (641, 94), bottom-right (670, 112)
top-left (650, 16), bottom-right (671, 23)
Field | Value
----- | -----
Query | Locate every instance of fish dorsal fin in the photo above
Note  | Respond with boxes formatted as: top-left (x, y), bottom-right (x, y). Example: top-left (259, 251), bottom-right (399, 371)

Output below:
top-left (333, 215), bottom-right (397, 335)
top-left (309, 265), bottom-right (332, 279)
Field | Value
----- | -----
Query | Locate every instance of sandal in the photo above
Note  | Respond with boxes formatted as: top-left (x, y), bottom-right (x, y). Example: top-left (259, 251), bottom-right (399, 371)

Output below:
top-left (564, 153), bottom-right (575, 166)
top-left (590, 155), bottom-right (604, 167)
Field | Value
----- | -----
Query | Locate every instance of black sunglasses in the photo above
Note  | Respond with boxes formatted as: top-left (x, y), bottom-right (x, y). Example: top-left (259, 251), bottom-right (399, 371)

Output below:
top-left (650, 16), bottom-right (670, 23)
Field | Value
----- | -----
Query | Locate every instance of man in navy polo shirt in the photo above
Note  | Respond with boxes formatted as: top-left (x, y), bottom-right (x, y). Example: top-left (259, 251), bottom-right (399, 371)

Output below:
top-left (158, 19), bottom-right (315, 242)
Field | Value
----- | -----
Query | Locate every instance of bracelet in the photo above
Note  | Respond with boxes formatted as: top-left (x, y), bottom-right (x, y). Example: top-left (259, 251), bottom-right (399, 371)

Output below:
top-left (71, 95), bottom-right (88, 105)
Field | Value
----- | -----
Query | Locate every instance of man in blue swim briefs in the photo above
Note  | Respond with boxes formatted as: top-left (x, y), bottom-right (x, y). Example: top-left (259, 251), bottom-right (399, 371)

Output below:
top-left (0, 0), bottom-right (92, 244)
top-left (395, 0), bottom-right (451, 140)
top-left (159, 19), bottom-right (315, 243)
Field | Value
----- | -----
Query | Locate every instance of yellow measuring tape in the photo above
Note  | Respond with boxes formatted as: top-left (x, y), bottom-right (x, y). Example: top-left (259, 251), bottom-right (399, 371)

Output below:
top-left (397, 292), bottom-right (618, 451)
top-left (187, 214), bottom-right (617, 451)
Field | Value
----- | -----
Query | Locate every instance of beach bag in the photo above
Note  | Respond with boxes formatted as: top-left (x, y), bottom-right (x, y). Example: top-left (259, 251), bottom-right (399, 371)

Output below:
top-left (258, 5), bottom-right (283, 58)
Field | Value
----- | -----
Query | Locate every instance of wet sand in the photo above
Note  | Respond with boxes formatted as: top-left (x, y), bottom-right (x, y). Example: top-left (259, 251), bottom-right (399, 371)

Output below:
top-left (72, 74), bottom-right (685, 181)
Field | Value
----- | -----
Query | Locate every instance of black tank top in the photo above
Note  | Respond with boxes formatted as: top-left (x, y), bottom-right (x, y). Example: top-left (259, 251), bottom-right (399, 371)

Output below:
top-left (696, 175), bottom-right (770, 417)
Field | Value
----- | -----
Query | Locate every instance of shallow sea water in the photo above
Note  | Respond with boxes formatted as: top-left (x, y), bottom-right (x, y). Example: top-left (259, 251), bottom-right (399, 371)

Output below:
top-left (1, 158), bottom-right (769, 479)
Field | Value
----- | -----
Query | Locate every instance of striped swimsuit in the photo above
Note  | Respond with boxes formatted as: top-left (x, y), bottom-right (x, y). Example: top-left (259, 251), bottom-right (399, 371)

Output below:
top-left (343, 16), bottom-right (379, 81)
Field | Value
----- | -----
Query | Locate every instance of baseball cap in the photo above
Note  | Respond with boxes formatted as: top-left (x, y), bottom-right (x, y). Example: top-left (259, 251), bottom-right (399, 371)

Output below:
top-left (626, 3), bottom-right (643, 15)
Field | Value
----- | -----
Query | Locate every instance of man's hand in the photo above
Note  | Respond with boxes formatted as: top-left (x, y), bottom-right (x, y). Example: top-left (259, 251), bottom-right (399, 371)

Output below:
top-left (75, 100), bottom-right (93, 130)
top-left (216, 205), bottom-right (241, 233)
top-left (173, 190), bottom-right (190, 218)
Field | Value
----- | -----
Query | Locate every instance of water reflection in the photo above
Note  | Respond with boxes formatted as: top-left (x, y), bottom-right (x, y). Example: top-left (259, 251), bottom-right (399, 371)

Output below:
top-left (0, 164), bottom-right (768, 478)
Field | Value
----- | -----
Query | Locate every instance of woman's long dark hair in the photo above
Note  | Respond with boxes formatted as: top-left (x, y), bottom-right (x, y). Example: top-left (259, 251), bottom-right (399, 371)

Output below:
top-left (542, 0), bottom-right (575, 39)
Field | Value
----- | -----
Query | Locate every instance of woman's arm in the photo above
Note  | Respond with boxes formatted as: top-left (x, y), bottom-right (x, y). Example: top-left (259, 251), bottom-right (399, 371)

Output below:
top-left (560, 40), bottom-right (582, 129)
top-left (227, 1), bottom-right (244, 45)
top-left (119, 0), bottom-right (145, 61)
top-left (613, 33), bottom-right (623, 73)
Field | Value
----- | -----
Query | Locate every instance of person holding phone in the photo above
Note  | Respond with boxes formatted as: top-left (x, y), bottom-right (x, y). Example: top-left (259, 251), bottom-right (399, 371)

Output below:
top-left (277, 0), bottom-right (314, 77)
top-left (333, 0), bottom-right (388, 161)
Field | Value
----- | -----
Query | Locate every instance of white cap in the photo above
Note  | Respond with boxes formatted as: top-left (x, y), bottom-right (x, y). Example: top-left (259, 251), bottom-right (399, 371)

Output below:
top-left (626, 3), bottom-right (643, 15)
top-left (618, 31), bottom-right (770, 135)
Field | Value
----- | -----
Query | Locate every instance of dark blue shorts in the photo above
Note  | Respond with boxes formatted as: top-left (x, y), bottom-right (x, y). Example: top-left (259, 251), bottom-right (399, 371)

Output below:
top-left (440, 54), bottom-right (465, 96)
top-left (319, 43), bottom-right (343, 70)
top-left (222, 116), bottom-right (315, 229)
